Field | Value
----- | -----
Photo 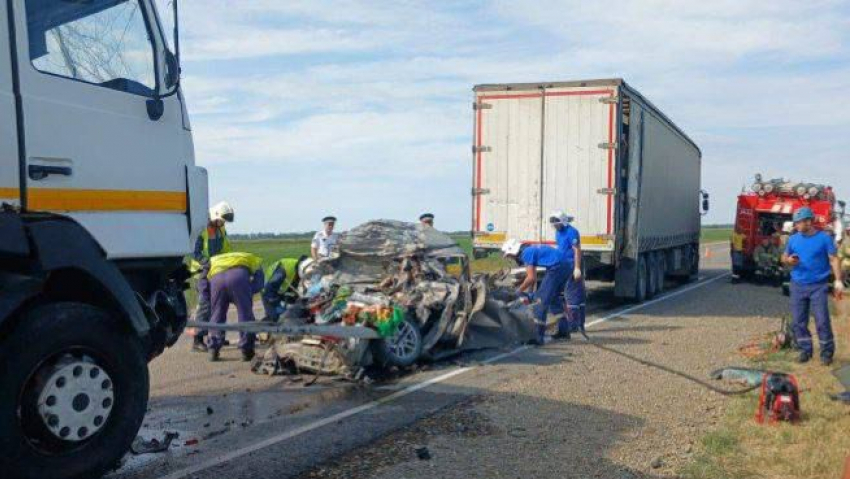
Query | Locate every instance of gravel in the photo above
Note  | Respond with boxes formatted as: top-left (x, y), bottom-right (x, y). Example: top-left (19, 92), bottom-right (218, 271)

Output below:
top-left (295, 268), bottom-right (787, 479)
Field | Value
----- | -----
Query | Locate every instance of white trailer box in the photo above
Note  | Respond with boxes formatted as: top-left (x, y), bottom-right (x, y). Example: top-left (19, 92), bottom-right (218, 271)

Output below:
top-left (471, 79), bottom-right (705, 300)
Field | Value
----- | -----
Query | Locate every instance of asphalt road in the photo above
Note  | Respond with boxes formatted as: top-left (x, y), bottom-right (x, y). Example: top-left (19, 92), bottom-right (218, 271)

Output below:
top-left (105, 242), bottom-right (778, 479)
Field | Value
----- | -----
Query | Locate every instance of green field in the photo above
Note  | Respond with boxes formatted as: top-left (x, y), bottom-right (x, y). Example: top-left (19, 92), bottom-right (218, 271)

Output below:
top-left (231, 228), bottom-right (730, 273)
top-left (700, 227), bottom-right (732, 244)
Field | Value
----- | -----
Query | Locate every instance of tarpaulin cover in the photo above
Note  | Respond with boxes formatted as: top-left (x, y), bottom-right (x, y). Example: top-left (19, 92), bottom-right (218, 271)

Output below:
top-left (455, 278), bottom-right (536, 352)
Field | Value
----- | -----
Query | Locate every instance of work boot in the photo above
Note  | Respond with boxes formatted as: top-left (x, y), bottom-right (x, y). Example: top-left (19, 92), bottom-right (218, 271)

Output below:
top-left (241, 349), bottom-right (256, 362)
top-left (209, 348), bottom-right (221, 362)
top-left (553, 330), bottom-right (571, 341)
top-left (821, 356), bottom-right (834, 367)
top-left (192, 336), bottom-right (208, 353)
top-left (797, 352), bottom-right (811, 364)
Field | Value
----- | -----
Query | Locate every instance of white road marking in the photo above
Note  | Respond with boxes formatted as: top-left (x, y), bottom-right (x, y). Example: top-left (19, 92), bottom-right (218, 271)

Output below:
top-left (156, 272), bottom-right (728, 479)
top-left (585, 272), bottom-right (731, 329)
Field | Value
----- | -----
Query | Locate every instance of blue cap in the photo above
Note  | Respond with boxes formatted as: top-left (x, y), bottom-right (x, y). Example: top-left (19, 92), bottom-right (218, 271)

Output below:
top-left (793, 207), bottom-right (814, 223)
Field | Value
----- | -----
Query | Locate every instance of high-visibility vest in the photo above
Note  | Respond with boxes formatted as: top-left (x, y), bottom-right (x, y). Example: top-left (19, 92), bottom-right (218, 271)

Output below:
top-left (207, 252), bottom-right (263, 279)
top-left (732, 233), bottom-right (745, 251)
top-left (202, 227), bottom-right (232, 258)
top-left (190, 227), bottom-right (233, 273)
top-left (265, 258), bottom-right (300, 294)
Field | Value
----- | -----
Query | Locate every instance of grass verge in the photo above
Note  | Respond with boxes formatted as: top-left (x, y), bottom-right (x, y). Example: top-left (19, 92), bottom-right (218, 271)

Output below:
top-left (681, 300), bottom-right (850, 479)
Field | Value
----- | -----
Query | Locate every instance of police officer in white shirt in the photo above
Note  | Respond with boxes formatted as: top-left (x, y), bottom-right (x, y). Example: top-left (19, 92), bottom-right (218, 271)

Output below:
top-left (311, 216), bottom-right (339, 260)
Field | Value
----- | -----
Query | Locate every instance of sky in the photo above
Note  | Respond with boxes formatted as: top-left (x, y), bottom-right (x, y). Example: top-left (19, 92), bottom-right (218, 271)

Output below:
top-left (163, 0), bottom-right (850, 234)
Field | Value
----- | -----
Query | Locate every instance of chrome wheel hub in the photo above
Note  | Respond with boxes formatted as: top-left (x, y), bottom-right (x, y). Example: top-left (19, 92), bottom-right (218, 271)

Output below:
top-left (36, 355), bottom-right (114, 442)
top-left (388, 322), bottom-right (418, 360)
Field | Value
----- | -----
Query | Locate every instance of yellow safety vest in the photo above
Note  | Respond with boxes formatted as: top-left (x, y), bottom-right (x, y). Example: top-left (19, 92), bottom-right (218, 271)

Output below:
top-left (207, 252), bottom-right (263, 279)
top-left (732, 233), bottom-right (745, 251)
top-left (265, 258), bottom-right (300, 294)
top-left (190, 227), bottom-right (233, 273)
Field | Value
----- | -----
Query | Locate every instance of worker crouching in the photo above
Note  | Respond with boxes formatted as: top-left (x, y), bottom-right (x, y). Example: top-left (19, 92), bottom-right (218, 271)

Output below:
top-left (262, 256), bottom-right (309, 322)
top-left (206, 252), bottom-right (265, 362)
top-left (502, 239), bottom-right (570, 345)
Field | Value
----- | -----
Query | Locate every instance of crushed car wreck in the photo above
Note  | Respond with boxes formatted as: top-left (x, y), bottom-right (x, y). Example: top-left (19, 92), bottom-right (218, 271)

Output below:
top-left (187, 220), bottom-right (537, 379)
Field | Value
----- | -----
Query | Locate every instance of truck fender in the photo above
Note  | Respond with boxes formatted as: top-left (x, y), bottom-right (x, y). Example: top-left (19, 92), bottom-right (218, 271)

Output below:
top-left (25, 218), bottom-right (150, 335)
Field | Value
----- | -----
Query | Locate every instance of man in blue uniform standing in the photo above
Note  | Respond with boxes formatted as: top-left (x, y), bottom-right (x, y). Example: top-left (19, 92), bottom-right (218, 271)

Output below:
top-left (781, 207), bottom-right (845, 365)
top-left (550, 211), bottom-right (586, 338)
top-left (502, 239), bottom-right (570, 345)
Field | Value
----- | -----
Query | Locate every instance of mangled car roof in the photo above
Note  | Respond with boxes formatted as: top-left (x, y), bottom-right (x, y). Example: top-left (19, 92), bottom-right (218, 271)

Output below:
top-left (338, 220), bottom-right (465, 258)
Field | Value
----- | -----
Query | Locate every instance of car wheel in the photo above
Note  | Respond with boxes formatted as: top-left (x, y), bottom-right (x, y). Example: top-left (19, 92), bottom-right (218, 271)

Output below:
top-left (372, 316), bottom-right (423, 368)
top-left (0, 302), bottom-right (149, 479)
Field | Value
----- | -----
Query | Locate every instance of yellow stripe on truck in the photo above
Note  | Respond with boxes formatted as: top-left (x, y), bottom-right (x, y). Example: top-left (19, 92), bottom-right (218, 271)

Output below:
top-left (0, 187), bottom-right (19, 200)
top-left (23, 188), bottom-right (186, 212)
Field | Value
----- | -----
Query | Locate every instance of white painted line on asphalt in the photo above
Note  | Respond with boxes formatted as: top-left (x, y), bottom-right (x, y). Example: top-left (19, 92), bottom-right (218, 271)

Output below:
top-left (156, 273), bottom-right (728, 479)
top-left (585, 272), bottom-right (732, 329)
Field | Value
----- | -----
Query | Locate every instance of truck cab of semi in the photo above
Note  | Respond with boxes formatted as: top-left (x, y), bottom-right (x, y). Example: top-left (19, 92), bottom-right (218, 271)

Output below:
top-left (731, 175), bottom-right (837, 281)
top-left (0, 1), bottom-right (206, 478)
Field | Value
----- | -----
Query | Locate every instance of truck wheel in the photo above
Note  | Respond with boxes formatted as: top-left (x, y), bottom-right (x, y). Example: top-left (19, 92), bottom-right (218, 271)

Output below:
top-left (656, 254), bottom-right (667, 294)
top-left (372, 317), bottom-right (423, 368)
top-left (647, 253), bottom-right (659, 299)
top-left (689, 244), bottom-right (700, 280)
top-left (0, 303), bottom-right (149, 479)
top-left (635, 256), bottom-right (648, 303)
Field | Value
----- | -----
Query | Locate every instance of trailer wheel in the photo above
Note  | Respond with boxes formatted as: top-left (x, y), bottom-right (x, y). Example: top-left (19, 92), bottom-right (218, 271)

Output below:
top-left (647, 253), bottom-right (659, 299)
top-left (372, 316), bottom-right (423, 368)
top-left (656, 253), bottom-right (667, 294)
top-left (0, 303), bottom-right (149, 479)
top-left (635, 256), bottom-right (648, 303)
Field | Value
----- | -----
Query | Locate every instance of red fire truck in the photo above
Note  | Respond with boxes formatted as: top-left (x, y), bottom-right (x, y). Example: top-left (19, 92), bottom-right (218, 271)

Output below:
top-left (731, 174), bottom-right (845, 281)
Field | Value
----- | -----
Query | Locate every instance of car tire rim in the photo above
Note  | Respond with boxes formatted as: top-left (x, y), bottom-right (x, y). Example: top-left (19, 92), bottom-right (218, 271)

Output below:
top-left (27, 353), bottom-right (115, 446)
top-left (387, 322), bottom-right (418, 360)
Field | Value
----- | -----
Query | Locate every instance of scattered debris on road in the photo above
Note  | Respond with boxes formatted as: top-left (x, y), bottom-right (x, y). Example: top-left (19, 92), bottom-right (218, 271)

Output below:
top-left (130, 431), bottom-right (179, 455)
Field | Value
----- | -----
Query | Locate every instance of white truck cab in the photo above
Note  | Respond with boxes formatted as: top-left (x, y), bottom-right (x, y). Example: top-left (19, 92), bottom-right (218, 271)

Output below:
top-left (0, 1), bottom-right (206, 478)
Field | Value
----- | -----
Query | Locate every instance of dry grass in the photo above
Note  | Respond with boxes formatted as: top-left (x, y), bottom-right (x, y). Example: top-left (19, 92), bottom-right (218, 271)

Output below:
top-left (682, 299), bottom-right (850, 479)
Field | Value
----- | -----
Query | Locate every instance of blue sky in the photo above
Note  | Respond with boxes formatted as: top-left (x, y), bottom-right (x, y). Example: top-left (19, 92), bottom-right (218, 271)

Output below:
top-left (168, 0), bottom-right (850, 234)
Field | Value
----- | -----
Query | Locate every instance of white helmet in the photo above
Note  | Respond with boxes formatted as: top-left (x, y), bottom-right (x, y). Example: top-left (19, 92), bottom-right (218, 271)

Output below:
top-left (210, 201), bottom-right (235, 223)
top-left (501, 239), bottom-right (523, 257)
top-left (782, 221), bottom-right (794, 233)
top-left (549, 210), bottom-right (566, 226)
top-left (298, 257), bottom-right (315, 278)
top-left (549, 210), bottom-right (574, 225)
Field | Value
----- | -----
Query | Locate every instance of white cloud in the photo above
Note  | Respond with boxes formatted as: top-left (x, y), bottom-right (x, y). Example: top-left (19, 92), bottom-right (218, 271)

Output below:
top-left (162, 1), bottom-right (849, 231)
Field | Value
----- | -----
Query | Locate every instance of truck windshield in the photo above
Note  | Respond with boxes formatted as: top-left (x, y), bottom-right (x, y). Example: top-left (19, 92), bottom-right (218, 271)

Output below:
top-left (25, 0), bottom-right (157, 97)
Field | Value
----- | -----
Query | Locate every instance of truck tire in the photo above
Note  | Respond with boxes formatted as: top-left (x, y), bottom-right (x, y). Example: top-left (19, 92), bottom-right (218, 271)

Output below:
top-left (689, 243), bottom-right (700, 280)
top-left (0, 302), bottom-right (149, 479)
top-left (372, 316), bottom-right (423, 368)
top-left (635, 256), bottom-right (648, 303)
top-left (647, 253), bottom-right (659, 299)
top-left (656, 253), bottom-right (667, 294)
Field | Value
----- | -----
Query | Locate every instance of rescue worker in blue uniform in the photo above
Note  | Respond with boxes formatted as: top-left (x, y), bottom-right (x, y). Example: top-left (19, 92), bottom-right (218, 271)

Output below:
top-left (550, 211), bottom-right (586, 337)
top-left (781, 207), bottom-right (845, 365)
top-left (190, 201), bottom-right (234, 352)
top-left (502, 239), bottom-right (570, 345)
